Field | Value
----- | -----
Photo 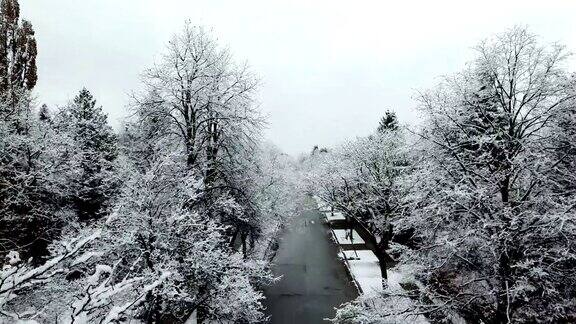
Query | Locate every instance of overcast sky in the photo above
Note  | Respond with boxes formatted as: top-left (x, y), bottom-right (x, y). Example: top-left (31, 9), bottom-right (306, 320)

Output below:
top-left (23, 0), bottom-right (576, 156)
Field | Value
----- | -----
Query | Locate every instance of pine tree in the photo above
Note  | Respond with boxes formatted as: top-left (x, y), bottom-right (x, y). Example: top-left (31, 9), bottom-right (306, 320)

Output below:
top-left (38, 103), bottom-right (50, 122)
top-left (377, 110), bottom-right (398, 133)
top-left (57, 88), bottom-right (118, 221)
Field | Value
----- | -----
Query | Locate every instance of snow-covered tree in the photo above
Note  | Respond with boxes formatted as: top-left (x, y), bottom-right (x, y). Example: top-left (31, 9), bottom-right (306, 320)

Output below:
top-left (0, 0), bottom-right (37, 99)
top-left (0, 93), bottom-right (80, 260)
top-left (307, 127), bottom-right (409, 244)
top-left (99, 142), bottom-right (273, 322)
top-left (0, 5), bottom-right (288, 322)
top-left (548, 73), bottom-right (576, 204)
top-left (0, 228), bottom-right (174, 323)
top-left (377, 110), bottom-right (399, 133)
top-left (54, 89), bottom-right (118, 221)
top-left (304, 128), bottom-right (409, 286)
top-left (132, 24), bottom-right (270, 252)
top-left (0, 0), bottom-right (75, 261)
top-left (136, 23), bottom-right (262, 177)
top-left (397, 27), bottom-right (576, 323)
top-left (238, 143), bottom-right (304, 259)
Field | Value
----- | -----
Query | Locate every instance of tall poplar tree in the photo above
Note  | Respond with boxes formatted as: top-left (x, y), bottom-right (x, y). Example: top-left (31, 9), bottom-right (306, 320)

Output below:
top-left (0, 0), bottom-right (37, 97)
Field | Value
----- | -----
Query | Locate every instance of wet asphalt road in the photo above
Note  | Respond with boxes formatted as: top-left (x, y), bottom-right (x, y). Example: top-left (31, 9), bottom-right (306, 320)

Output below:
top-left (263, 197), bottom-right (358, 323)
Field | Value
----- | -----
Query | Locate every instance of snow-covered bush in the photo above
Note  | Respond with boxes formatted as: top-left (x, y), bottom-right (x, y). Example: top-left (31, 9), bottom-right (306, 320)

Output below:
top-left (0, 230), bottom-right (171, 323)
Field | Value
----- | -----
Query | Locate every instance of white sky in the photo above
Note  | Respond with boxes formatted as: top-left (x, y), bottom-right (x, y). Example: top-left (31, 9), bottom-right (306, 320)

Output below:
top-left (22, 0), bottom-right (576, 155)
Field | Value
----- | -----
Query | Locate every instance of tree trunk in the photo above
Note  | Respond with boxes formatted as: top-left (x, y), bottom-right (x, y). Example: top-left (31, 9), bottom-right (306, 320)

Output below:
top-left (494, 252), bottom-right (512, 323)
top-left (369, 208), bottom-right (389, 281)
top-left (374, 239), bottom-right (388, 281)
top-left (229, 227), bottom-right (240, 248)
top-left (241, 231), bottom-right (248, 260)
top-left (500, 175), bottom-right (510, 204)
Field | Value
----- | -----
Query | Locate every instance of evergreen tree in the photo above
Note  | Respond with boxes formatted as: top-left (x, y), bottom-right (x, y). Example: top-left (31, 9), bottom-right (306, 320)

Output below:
top-left (56, 88), bottom-right (118, 221)
top-left (38, 103), bottom-right (50, 122)
top-left (377, 110), bottom-right (398, 133)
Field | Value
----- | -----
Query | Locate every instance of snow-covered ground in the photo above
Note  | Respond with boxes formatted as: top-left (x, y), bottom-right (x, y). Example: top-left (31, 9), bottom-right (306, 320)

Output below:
top-left (325, 211), bottom-right (345, 222)
top-left (340, 251), bottom-right (429, 323)
top-left (382, 265), bottom-right (430, 323)
top-left (341, 250), bottom-right (383, 296)
top-left (332, 229), bottom-right (365, 245)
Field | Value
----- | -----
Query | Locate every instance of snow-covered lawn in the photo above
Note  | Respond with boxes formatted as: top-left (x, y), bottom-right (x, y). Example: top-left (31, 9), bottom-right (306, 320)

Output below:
top-left (332, 229), bottom-right (365, 245)
top-left (325, 211), bottom-right (345, 222)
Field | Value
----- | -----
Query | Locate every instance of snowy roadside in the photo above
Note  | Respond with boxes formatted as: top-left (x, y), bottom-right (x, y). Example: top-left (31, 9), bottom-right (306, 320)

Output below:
top-left (339, 247), bottom-right (429, 323)
top-left (314, 195), bottom-right (429, 323)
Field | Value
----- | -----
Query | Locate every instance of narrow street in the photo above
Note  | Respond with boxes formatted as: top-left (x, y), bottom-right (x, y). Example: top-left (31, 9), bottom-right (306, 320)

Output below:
top-left (263, 197), bottom-right (358, 323)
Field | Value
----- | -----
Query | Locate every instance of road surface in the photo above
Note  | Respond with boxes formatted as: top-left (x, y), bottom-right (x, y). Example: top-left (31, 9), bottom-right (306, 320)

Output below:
top-left (263, 197), bottom-right (358, 323)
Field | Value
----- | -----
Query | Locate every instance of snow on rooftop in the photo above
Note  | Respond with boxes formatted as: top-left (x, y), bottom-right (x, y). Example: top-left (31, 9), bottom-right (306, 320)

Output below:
top-left (332, 229), bottom-right (365, 245)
